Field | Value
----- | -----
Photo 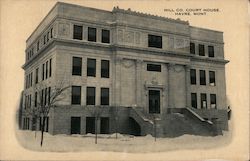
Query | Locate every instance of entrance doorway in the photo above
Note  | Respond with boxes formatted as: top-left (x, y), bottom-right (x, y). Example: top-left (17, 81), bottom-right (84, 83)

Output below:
top-left (86, 117), bottom-right (95, 134)
top-left (71, 117), bottom-right (81, 134)
top-left (100, 117), bottom-right (109, 134)
top-left (149, 90), bottom-right (160, 114)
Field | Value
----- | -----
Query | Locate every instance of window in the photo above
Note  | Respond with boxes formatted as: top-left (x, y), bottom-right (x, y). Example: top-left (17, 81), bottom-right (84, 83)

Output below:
top-left (86, 87), bottom-right (95, 105)
top-left (71, 86), bottom-right (81, 105)
top-left (147, 64), bottom-right (161, 72)
top-left (200, 93), bottom-right (207, 109)
top-left (50, 28), bottom-right (53, 38)
top-left (37, 41), bottom-right (40, 51)
top-left (87, 58), bottom-right (96, 77)
top-left (199, 70), bottom-right (206, 85)
top-left (191, 93), bottom-right (197, 108)
top-left (72, 57), bottom-right (82, 76)
top-left (210, 94), bottom-right (216, 109)
top-left (35, 68), bottom-right (39, 84)
top-left (41, 89), bottom-right (44, 106)
top-left (47, 32), bottom-right (50, 42)
top-left (30, 72), bottom-right (33, 87)
top-left (44, 88), bottom-right (47, 105)
top-left (35, 92), bottom-right (37, 107)
top-left (48, 87), bottom-right (51, 104)
top-left (199, 44), bottom-right (205, 56)
top-left (101, 88), bottom-right (109, 105)
top-left (44, 35), bottom-right (46, 44)
top-left (73, 25), bottom-right (83, 40)
top-left (190, 42), bottom-right (195, 54)
top-left (208, 46), bottom-right (214, 57)
top-left (49, 58), bottom-right (52, 77)
top-left (42, 64), bottom-right (45, 80)
top-left (190, 69), bottom-right (196, 85)
top-left (101, 60), bottom-right (109, 78)
top-left (148, 34), bottom-right (162, 48)
top-left (209, 71), bottom-right (216, 86)
top-left (102, 29), bottom-right (110, 43)
top-left (88, 27), bottom-right (96, 42)
top-left (45, 61), bottom-right (48, 79)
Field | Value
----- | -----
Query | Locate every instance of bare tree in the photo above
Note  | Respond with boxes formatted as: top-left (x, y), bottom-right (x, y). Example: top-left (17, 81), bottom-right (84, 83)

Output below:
top-left (87, 106), bottom-right (104, 144)
top-left (27, 81), bottom-right (70, 146)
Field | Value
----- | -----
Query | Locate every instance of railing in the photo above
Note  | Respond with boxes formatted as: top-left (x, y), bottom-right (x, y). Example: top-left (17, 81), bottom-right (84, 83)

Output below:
top-left (186, 107), bottom-right (213, 125)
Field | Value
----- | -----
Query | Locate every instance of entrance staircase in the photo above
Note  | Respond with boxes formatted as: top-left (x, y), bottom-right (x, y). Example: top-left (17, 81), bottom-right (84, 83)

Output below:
top-left (129, 107), bottom-right (220, 137)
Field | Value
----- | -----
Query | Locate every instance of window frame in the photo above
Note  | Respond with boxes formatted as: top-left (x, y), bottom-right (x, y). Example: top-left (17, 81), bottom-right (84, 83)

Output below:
top-left (101, 29), bottom-right (110, 43)
top-left (87, 58), bottom-right (96, 77)
top-left (148, 34), bottom-right (162, 48)
top-left (88, 27), bottom-right (97, 42)
top-left (147, 64), bottom-right (161, 72)
top-left (86, 87), bottom-right (96, 105)
top-left (71, 86), bottom-right (81, 105)
top-left (72, 57), bottom-right (82, 76)
top-left (101, 60), bottom-right (110, 78)
top-left (73, 25), bottom-right (83, 40)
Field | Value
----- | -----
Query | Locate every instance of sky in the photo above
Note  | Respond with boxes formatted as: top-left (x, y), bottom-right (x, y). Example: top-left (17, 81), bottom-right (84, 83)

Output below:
top-left (0, 0), bottom-right (249, 160)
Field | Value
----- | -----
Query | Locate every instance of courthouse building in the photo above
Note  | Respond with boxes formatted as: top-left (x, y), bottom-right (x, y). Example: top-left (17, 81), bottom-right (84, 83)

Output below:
top-left (21, 2), bottom-right (229, 137)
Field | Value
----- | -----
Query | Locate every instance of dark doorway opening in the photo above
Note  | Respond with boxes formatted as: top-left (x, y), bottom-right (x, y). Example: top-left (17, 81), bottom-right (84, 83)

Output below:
top-left (86, 117), bottom-right (95, 134)
top-left (149, 90), bottom-right (160, 113)
top-left (128, 117), bottom-right (141, 136)
top-left (100, 117), bottom-right (109, 134)
top-left (71, 117), bottom-right (81, 134)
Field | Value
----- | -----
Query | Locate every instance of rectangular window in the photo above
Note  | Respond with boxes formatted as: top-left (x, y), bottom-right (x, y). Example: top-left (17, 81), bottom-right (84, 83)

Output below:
top-left (48, 87), bottom-right (51, 105)
top-left (45, 61), bottom-right (48, 79)
top-left (35, 92), bottom-right (37, 107)
top-left (71, 86), bottom-right (81, 105)
top-left (101, 88), bottom-right (109, 105)
top-left (101, 29), bottom-right (110, 43)
top-left (73, 25), bottom-right (83, 40)
top-left (25, 75), bottom-right (28, 89)
top-left (199, 44), bottom-right (205, 56)
top-left (148, 34), bottom-right (162, 48)
top-left (86, 87), bottom-right (95, 105)
top-left (30, 72), bottom-right (33, 87)
top-left (44, 88), bottom-right (47, 105)
top-left (41, 89), bottom-right (44, 106)
top-left (87, 58), bottom-right (96, 77)
top-left (72, 57), bottom-right (82, 76)
top-left (147, 64), bottom-right (161, 72)
top-left (191, 93), bottom-right (197, 108)
top-left (47, 32), bottom-right (50, 42)
top-left (37, 41), bottom-right (40, 51)
top-left (190, 42), bottom-right (195, 54)
top-left (200, 70), bottom-right (206, 85)
top-left (210, 94), bottom-right (217, 109)
top-left (200, 93), bottom-right (207, 109)
top-left (50, 28), bottom-right (53, 38)
top-left (88, 27), bottom-right (96, 42)
top-left (42, 64), bottom-right (45, 80)
top-left (49, 58), bottom-right (52, 77)
top-left (209, 71), bottom-right (216, 86)
top-left (208, 46), bottom-right (214, 57)
top-left (101, 60), bottom-right (109, 78)
top-left (190, 69), bottom-right (196, 85)
top-left (44, 35), bottom-right (46, 44)
top-left (35, 68), bottom-right (39, 84)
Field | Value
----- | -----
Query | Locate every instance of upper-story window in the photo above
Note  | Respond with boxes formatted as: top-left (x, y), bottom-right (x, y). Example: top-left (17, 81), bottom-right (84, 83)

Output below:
top-left (86, 87), bottom-right (95, 105)
top-left (209, 71), bottom-right (216, 86)
top-left (208, 46), bottom-right (214, 57)
top-left (200, 93), bottom-right (207, 109)
top-left (199, 44), bottom-right (205, 56)
top-left (50, 28), bottom-right (53, 38)
top-left (190, 69), bottom-right (196, 85)
top-left (47, 32), bottom-right (50, 42)
top-left (45, 61), bottom-right (48, 79)
top-left (87, 58), bottom-right (96, 77)
top-left (210, 94), bottom-right (217, 109)
top-left (101, 29), bottom-right (110, 43)
top-left (101, 60), bottom-right (109, 78)
top-left (71, 86), bottom-right (81, 105)
top-left (72, 57), bottom-right (82, 76)
top-left (101, 88), bottom-right (109, 105)
top-left (191, 93), bottom-right (197, 108)
top-left (43, 35), bottom-right (46, 45)
top-left (49, 58), bottom-right (52, 77)
top-left (200, 70), bottom-right (206, 85)
top-left (88, 27), bottom-right (96, 42)
top-left (37, 41), bottom-right (40, 52)
top-left (190, 42), bottom-right (195, 54)
top-left (35, 68), bottom-right (39, 84)
top-left (148, 34), bottom-right (162, 48)
top-left (73, 25), bottom-right (83, 40)
top-left (147, 64), bottom-right (161, 72)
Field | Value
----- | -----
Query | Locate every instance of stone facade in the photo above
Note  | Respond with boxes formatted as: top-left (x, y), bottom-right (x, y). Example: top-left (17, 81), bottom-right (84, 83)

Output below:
top-left (21, 2), bottom-right (229, 137)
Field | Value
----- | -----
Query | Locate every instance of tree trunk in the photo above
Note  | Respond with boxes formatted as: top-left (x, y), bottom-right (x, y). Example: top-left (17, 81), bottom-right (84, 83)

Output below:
top-left (95, 117), bottom-right (97, 144)
top-left (40, 117), bottom-right (46, 147)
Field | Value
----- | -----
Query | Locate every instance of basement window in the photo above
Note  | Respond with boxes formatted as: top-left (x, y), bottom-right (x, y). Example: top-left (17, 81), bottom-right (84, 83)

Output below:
top-left (147, 64), bottom-right (161, 72)
top-left (148, 34), bottom-right (162, 48)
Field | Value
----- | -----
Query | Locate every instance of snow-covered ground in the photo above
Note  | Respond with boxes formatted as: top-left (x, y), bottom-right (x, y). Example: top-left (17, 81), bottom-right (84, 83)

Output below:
top-left (16, 128), bottom-right (232, 153)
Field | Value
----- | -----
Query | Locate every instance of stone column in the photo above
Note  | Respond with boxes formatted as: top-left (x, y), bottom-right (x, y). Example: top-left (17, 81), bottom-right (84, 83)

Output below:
top-left (136, 59), bottom-right (143, 107)
top-left (185, 65), bottom-right (191, 107)
top-left (167, 63), bottom-right (175, 109)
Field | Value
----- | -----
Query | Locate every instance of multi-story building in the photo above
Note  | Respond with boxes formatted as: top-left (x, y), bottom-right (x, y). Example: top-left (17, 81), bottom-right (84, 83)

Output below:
top-left (21, 2), bottom-right (229, 137)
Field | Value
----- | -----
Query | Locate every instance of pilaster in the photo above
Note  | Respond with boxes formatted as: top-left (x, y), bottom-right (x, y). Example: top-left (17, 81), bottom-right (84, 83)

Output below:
top-left (185, 65), bottom-right (191, 107)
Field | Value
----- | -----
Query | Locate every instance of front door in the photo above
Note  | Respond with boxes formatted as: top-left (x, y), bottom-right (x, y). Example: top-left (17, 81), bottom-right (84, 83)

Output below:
top-left (149, 90), bottom-right (160, 114)
top-left (71, 117), bottom-right (81, 134)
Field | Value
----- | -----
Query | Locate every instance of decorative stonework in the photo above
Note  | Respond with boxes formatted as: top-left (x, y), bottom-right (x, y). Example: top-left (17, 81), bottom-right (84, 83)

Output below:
top-left (151, 77), bottom-right (158, 85)
top-left (135, 32), bottom-right (140, 44)
top-left (122, 59), bottom-right (134, 68)
top-left (124, 31), bottom-right (134, 43)
top-left (58, 23), bottom-right (70, 36)
top-left (173, 65), bottom-right (184, 73)
top-left (168, 36), bottom-right (174, 49)
top-left (174, 38), bottom-right (184, 49)
top-left (118, 29), bottom-right (123, 42)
